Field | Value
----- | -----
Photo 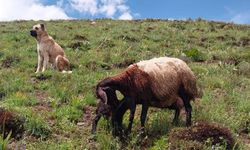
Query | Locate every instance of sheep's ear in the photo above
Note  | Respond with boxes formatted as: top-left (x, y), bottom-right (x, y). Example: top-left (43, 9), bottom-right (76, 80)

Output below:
top-left (97, 87), bottom-right (108, 103)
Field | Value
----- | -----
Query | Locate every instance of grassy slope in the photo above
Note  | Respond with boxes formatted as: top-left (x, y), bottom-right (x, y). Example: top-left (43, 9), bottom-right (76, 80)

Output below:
top-left (0, 19), bottom-right (250, 149)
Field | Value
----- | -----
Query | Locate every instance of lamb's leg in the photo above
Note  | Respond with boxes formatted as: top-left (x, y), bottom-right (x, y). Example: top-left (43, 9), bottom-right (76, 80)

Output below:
top-left (91, 114), bottom-right (102, 134)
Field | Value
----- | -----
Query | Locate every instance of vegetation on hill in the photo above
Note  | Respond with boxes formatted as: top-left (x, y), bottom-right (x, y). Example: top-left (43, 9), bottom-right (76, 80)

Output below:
top-left (0, 19), bottom-right (250, 149)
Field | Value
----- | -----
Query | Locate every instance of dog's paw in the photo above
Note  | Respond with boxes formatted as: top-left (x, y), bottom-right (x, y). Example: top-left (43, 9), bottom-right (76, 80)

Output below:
top-left (62, 70), bottom-right (72, 74)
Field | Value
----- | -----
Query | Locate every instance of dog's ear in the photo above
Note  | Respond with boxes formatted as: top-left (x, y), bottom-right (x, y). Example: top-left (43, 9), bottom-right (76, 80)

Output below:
top-left (40, 24), bottom-right (45, 31)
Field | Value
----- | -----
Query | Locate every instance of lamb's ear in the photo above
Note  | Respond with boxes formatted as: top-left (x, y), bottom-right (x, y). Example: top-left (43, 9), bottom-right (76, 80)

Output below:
top-left (97, 87), bottom-right (108, 103)
top-left (40, 24), bottom-right (45, 31)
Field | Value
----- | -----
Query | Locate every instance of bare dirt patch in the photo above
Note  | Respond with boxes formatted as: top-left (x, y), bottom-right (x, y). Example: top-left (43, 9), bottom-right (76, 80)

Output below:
top-left (168, 122), bottom-right (235, 149)
top-left (1, 55), bottom-right (20, 68)
top-left (32, 90), bottom-right (54, 125)
top-left (239, 134), bottom-right (250, 149)
top-left (33, 90), bottom-right (52, 113)
top-left (77, 106), bottom-right (96, 128)
top-left (0, 108), bottom-right (25, 139)
top-left (114, 59), bottom-right (135, 68)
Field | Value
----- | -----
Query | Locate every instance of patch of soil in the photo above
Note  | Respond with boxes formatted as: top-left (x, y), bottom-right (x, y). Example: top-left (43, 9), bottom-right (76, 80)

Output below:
top-left (35, 90), bottom-right (49, 101)
top-left (1, 56), bottom-right (20, 68)
top-left (32, 90), bottom-right (54, 126)
top-left (239, 133), bottom-right (250, 148)
top-left (0, 108), bottom-right (25, 139)
top-left (85, 61), bottom-right (98, 71)
top-left (69, 63), bottom-right (78, 70)
top-left (216, 36), bottom-right (225, 41)
top-left (212, 88), bottom-right (227, 99)
top-left (168, 122), bottom-right (235, 150)
top-left (146, 26), bottom-right (155, 32)
top-left (117, 35), bottom-right (139, 42)
top-left (77, 106), bottom-right (96, 128)
top-left (33, 90), bottom-right (52, 112)
top-left (0, 91), bottom-right (6, 100)
top-left (100, 63), bottom-right (112, 70)
top-left (223, 57), bottom-right (240, 65)
top-left (69, 35), bottom-right (90, 50)
top-left (73, 35), bottom-right (89, 41)
top-left (239, 37), bottom-right (250, 47)
top-left (32, 73), bottom-right (52, 81)
top-left (114, 59), bottom-right (135, 68)
top-left (69, 41), bottom-right (83, 49)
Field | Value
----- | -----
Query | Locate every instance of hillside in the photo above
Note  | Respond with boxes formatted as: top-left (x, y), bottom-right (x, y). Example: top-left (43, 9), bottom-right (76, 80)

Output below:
top-left (0, 19), bottom-right (250, 149)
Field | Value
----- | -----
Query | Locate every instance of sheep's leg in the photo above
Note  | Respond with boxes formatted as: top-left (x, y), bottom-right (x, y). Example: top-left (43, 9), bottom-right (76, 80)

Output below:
top-left (126, 98), bottom-right (136, 134)
top-left (140, 102), bottom-right (149, 132)
top-left (173, 108), bottom-right (180, 125)
top-left (184, 101), bottom-right (192, 127)
top-left (112, 100), bottom-right (129, 136)
top-left (91, 114), bottom-right (102, 134)
top-left (172, 97), bottom-right (183, 125)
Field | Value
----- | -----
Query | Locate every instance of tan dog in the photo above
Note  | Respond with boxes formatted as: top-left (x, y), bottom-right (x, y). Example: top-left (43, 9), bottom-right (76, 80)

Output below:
top-left (30, 24), bottom-right (71, 73)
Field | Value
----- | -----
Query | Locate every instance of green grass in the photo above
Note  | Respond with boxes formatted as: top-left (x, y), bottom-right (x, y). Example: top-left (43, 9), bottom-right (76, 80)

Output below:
top-left (0, 19), bottom-right (250, 149)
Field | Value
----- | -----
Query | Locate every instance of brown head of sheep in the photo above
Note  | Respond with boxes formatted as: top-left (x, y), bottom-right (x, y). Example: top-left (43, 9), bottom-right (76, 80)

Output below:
top-left (93, 57), bottom-right (198, 136)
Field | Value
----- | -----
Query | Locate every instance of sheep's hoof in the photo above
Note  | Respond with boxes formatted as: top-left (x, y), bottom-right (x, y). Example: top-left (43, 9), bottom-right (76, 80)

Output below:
top-left (124, 129), bottom-right (131, 135)
top-left (137, 127), bottom-right (146, 138)
top-left (172, 120), bottom-right (179, 126)
top-left (186, 121), bottom-right (192, 127)
top-left (136, 130), bottom-right (148, 145)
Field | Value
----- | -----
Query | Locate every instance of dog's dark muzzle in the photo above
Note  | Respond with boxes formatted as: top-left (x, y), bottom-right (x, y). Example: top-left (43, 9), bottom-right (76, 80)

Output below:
top-left (30, 30), bottom-right (37, 37)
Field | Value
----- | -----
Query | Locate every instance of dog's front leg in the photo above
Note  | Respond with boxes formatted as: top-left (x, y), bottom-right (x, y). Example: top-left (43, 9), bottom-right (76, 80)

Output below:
top-left (42, 52), bottom-right (49, 72)
top-left (36, 55), bottom-right (43, 73)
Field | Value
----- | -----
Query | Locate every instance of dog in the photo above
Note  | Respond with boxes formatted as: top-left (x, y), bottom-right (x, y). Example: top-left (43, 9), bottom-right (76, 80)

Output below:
top-left (30, 24), bottom-right (71, 73)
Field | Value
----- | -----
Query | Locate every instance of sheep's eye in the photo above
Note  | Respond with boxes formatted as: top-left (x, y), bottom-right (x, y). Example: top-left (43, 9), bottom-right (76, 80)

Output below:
top-left (35, 27), bottom-right (38, 30)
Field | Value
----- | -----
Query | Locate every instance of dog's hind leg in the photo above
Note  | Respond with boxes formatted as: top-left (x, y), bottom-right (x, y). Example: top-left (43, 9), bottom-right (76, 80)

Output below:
top-left (56, 55), bottom-right (69, 71)
top-left (56, 55), bottom-right (70, 72)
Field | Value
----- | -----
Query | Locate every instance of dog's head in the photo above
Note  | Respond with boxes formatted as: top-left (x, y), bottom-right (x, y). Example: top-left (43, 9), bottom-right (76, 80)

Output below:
top-left (30, 24), bottom-right (45, 38)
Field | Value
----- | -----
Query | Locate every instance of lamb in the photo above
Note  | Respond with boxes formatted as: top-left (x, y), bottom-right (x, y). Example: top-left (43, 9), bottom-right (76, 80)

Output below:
top-left (95, 57), bottom-right (198, 135)
top-left (91, 87), bottom-right (121, 134)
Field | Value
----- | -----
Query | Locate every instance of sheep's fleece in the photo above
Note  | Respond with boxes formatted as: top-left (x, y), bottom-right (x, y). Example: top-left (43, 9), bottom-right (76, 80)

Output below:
top-left (130, 57), bottom-right (196, 106)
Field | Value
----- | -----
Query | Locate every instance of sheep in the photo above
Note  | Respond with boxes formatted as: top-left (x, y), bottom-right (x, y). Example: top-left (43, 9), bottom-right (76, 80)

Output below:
top-left (95, 57), bottom-right (198, 135)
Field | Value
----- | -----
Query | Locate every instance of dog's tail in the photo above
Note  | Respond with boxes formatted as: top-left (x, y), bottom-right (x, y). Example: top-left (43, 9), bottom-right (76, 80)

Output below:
top-left (56, 55), bottom-right (72, 73)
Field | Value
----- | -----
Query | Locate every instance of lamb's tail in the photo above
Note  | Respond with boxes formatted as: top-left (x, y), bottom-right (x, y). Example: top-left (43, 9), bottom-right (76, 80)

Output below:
top-left (55, 55), bottom-right (72, 73)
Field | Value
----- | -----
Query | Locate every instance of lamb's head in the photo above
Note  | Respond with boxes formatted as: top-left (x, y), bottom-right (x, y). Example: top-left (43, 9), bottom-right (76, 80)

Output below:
top-left (96, 86), bottom-right (120, 118)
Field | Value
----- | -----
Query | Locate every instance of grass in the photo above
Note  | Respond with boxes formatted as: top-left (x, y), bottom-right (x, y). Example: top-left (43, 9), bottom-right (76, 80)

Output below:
top-left (0, 131), bottom-right (12, 150)
top-left (0, 19), bottom-right (250, 149)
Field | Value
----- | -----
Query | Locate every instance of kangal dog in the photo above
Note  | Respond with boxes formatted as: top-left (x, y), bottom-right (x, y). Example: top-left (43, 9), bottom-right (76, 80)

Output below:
top-left (30, 24), bottom-right (71, 73)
